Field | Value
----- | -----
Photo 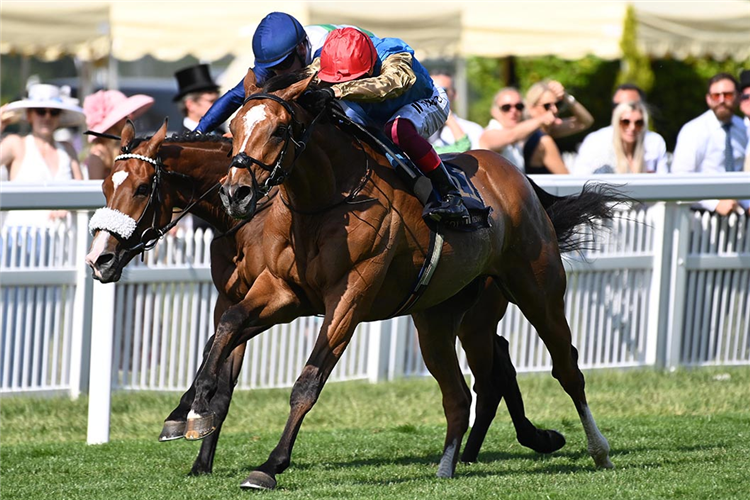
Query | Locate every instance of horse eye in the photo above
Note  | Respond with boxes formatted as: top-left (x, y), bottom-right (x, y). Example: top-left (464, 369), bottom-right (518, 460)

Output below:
top-left (273, 125), bottom-right (288, 138)
top-left (134, 183), bottom-right (151, 197)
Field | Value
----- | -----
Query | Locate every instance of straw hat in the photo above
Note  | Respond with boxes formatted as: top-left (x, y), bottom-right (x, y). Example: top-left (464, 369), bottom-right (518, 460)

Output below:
top-left (83, 89), bottom-right (154, 142)
top-left (2, 83), bottom-right (86, 128)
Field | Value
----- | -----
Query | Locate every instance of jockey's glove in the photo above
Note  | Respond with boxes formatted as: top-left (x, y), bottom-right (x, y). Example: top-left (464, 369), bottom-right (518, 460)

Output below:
top-left (300, 87), bottom-right (336, 115)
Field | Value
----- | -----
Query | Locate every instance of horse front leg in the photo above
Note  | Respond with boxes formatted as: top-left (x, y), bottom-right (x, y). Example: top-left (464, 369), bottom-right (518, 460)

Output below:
top-left (189, 342), bottom-right (246, 475)
top-left (241, 300), bottom-right (361, 490)
top-left (186, 272), bottom-right (306, 440)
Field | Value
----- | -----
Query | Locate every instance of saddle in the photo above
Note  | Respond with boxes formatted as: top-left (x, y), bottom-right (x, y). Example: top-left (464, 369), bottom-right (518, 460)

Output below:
top-left (331, 109), bottom-right (491, 232)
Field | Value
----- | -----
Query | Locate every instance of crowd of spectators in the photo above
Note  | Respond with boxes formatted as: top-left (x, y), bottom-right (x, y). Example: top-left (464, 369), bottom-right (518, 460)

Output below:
top-left (1, 66), bottom-right (749, 227)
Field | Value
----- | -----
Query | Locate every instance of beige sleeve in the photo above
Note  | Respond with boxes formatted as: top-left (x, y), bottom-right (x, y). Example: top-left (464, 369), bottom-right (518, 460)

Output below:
top-left (317, 53), bottom-right (416, 103)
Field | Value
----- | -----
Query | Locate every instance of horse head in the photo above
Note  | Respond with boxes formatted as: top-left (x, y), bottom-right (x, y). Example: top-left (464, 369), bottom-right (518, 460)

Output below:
top-left (85, 119), bottom-right (175, 282)
top-left (221, 68), bottom-right (315, 219)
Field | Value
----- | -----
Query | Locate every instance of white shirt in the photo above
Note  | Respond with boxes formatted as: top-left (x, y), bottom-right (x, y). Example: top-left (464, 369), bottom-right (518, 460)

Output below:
top-left (429, 115), bottom-right (484, 150)
top-left (485, 119), bottom-right (524, 171)
top-left (672, 110), bottom-right (748, 211)
top-left (183, 117), bottom-right (199, 132)
top-left (573, 126), bottom-right (668, 175)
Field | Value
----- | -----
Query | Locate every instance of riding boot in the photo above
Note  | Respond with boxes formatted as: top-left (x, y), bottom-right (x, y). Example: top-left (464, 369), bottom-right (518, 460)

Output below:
top-left (424, 162), bottom-right (471, 223)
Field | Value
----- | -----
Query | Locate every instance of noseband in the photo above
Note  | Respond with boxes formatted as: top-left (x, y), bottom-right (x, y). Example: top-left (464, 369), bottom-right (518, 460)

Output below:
top-left (229, 92), bottom-right (326, 198)
top-left (89, 152), bottom-right (217, 254)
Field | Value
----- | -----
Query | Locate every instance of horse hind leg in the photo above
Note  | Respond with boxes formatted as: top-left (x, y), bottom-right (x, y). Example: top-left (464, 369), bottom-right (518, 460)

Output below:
top-left (502, 252), bottom-right (613, 469)
top-left (457, 280), bottom-right (564, 463)
top-left (411, 307), bottom-right (472, 479)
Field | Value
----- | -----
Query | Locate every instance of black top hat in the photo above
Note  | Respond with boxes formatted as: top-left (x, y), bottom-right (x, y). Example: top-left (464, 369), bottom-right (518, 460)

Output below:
top-left (173, 64), bottom-right (220, 102)
top-left (740, 69), bottom-right (750, 91)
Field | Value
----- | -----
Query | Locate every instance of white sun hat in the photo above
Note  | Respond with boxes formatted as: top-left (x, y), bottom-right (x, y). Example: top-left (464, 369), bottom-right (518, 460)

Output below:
top-left (2, 83), bottom-right (86, 128)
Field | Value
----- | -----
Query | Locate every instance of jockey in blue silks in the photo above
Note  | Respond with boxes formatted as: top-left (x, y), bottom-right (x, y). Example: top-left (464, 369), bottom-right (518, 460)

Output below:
top-left (196, 12), bottom-right (359, 134)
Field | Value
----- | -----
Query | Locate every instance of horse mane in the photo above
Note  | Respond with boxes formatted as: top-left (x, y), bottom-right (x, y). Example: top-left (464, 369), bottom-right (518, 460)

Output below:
top-left (263, 69), bottom-right (312, 94)
top-left (124, 132), bottom-right (231, 152)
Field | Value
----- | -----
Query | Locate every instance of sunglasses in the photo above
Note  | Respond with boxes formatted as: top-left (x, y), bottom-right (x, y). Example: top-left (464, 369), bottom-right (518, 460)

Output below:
top-left (33, 108), bottom-right (62, 117)
top-left (540, 100), bottom-right (564, 111)
top-left (741, 93), bottom-right (750, 102)
top-left (709, 91), bottom-right (736, 101)
top-left (499, 103), bottom-right (525, 112)
top-left (620, 118), bottom-right (645, 129)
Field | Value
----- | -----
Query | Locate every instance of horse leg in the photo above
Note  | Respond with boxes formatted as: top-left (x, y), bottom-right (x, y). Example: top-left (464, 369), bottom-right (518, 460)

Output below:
top-left (411, 307), bottom-right (472, 479)
top-left (186, 272), bottom-right (305, 440)
top-left (240, 293), bottom-right (367, 490)
top-left (189, 342), bottom-right (247, 475)
top-left (458, 279), bottom-right (565, 463)
top-left (502, 251), bottom-right (613, 469)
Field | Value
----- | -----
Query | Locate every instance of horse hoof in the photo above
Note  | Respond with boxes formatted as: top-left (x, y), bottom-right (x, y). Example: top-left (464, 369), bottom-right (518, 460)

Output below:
top-left (518, 429), bottom-right (566, 454)
top-left (159, 420), bottom-right (186, 441)
top-left (594, 455), bottom-right (615, 469)
top-left (184, 413), bottom-right (216, 441)
top-left (240, 471), bottom-right (277, 490)
top-left (436, 439), bottom-right (458, 478)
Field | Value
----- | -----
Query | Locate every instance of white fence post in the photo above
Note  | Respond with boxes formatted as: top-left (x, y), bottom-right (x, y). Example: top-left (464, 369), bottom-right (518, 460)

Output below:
top-left (367, 319), bottom-right (393, 383)
top-left (645, 202), bottom-right (669, 367)
top-left (663, 204), bottom-right (692, 370)
top-left (69, 211), bottom-right (93, 399)
top-left (86, 280), bottom-right (116, 445)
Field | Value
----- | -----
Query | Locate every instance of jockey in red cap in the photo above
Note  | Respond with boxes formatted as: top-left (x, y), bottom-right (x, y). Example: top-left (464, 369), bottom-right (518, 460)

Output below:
top-left (309, 27), bottom-right (470, 224)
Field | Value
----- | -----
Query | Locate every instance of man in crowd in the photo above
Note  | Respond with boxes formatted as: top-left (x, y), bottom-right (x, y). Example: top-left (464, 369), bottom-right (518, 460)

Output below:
top-left (428, 71), bottom-right (484, 153)
top-left (671, 72), bottom-right (748, 215)
top-left (173, 63), bottom-right (221, 133)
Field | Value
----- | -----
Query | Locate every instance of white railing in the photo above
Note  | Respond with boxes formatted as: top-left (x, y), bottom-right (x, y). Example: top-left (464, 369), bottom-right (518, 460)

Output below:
top-left (1, 175), bottom-right (750, 440)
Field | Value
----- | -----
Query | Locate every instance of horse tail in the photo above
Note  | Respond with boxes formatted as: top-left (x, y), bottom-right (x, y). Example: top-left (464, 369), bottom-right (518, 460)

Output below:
top-left (525, 176), bottom-right (629, 254)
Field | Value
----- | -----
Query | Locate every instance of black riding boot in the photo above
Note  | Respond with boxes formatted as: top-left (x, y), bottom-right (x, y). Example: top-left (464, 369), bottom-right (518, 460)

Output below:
top-left (424, 162), bottom-right (470, 223)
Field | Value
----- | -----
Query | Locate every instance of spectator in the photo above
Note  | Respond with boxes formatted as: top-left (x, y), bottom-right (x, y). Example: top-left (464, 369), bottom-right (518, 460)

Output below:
top-left (428, 71), bottom-right (484, 153)
top-left (574, 100), bottom-right (667, 175)
top-left (671, 72), bottom-right (748, 215)
top-left (173, 64), bottom-right (221, 134)
top-left (83, 90), bottom-right (154, 180)
top-left (479, 87), bottom-right (553, 170)
top-left (0, 83), bottom-right (86, 228)
top-left (522, 80), bottom-right (593, 174)
top-left (611, 83), bottom-right (646, 109)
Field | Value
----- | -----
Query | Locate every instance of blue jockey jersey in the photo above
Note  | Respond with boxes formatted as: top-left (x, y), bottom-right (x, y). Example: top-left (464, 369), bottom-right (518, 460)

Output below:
top-left (342, 35), bottom-right (435, 126)
top-left (196, 24), bottom-right (372, 134)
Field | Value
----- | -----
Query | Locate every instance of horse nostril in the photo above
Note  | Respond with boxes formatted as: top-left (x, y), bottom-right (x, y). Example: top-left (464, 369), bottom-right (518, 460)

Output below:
top-left (96, 253), bottom-right (115, 268)
top-left (236, 185), bottom-right (252, 202)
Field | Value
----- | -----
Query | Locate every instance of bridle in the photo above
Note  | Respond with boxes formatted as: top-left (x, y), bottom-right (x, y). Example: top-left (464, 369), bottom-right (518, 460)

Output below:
top-left (89, 152), bottom-right (221, 254)
top-left (228, 92), bottom-right (327, 199)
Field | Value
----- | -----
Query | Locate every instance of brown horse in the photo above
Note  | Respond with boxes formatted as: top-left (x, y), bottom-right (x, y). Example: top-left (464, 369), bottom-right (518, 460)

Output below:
top-left (207, 69), bottom-right (622, 489)
top-left (84, 123), bottom-right (564, 476)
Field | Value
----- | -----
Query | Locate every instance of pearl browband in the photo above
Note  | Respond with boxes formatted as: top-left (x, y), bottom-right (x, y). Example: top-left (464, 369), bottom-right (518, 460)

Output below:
top-left (115, 153), bottom-right (159, 167)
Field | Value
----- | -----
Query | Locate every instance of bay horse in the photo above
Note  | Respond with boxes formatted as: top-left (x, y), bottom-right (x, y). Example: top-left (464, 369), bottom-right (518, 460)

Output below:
top-left (84, 122), bottom-right (565, 477)
top-left (206, 69), bottom-right (622, 489)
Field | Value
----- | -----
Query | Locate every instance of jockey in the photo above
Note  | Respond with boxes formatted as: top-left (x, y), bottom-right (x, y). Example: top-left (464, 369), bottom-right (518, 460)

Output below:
top-left (308, 27), bottom-right (470, 224)
top-left (196, 12), bottom-right (359, 134)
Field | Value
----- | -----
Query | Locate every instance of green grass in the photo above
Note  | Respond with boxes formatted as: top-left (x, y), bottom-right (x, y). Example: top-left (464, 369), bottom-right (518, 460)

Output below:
top-left (2, 367), bottom-right (749, 499)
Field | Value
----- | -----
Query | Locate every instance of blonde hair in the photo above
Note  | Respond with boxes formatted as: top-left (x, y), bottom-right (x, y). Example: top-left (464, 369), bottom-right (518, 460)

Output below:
top-left (524, 81), bottom-right (551, 110)
top-left (611, 101), bottom-right (648, 174)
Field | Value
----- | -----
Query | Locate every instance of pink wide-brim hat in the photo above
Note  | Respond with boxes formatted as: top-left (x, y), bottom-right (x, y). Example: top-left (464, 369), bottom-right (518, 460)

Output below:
top-left (83, 89), bottom-right (154, 142)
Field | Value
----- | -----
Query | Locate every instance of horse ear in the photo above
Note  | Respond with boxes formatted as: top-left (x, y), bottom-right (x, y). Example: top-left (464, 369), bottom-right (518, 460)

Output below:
top-left (244, 68), bottom-right (259, 96)
top-left (121, 120), bottom-right (135, 148)
top-left (275, 73), bottom-right (316, 102)
top-left (145, 119), bottom-right (168, 156)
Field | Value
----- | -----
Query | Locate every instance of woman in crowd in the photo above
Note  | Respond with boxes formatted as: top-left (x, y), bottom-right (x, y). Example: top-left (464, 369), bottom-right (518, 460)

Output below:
top-left (83, 90), bottom-right (154, 179)
top-left (574, 100), bottom-right (667, 175)
top-left (0, 83), bottom-right (86, 227)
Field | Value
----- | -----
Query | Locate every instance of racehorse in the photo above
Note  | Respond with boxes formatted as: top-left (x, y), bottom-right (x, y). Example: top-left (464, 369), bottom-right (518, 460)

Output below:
top-left (207, 68), bottom-right (622, 489)
top-left (84, 122), bottom-right (566, 477)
